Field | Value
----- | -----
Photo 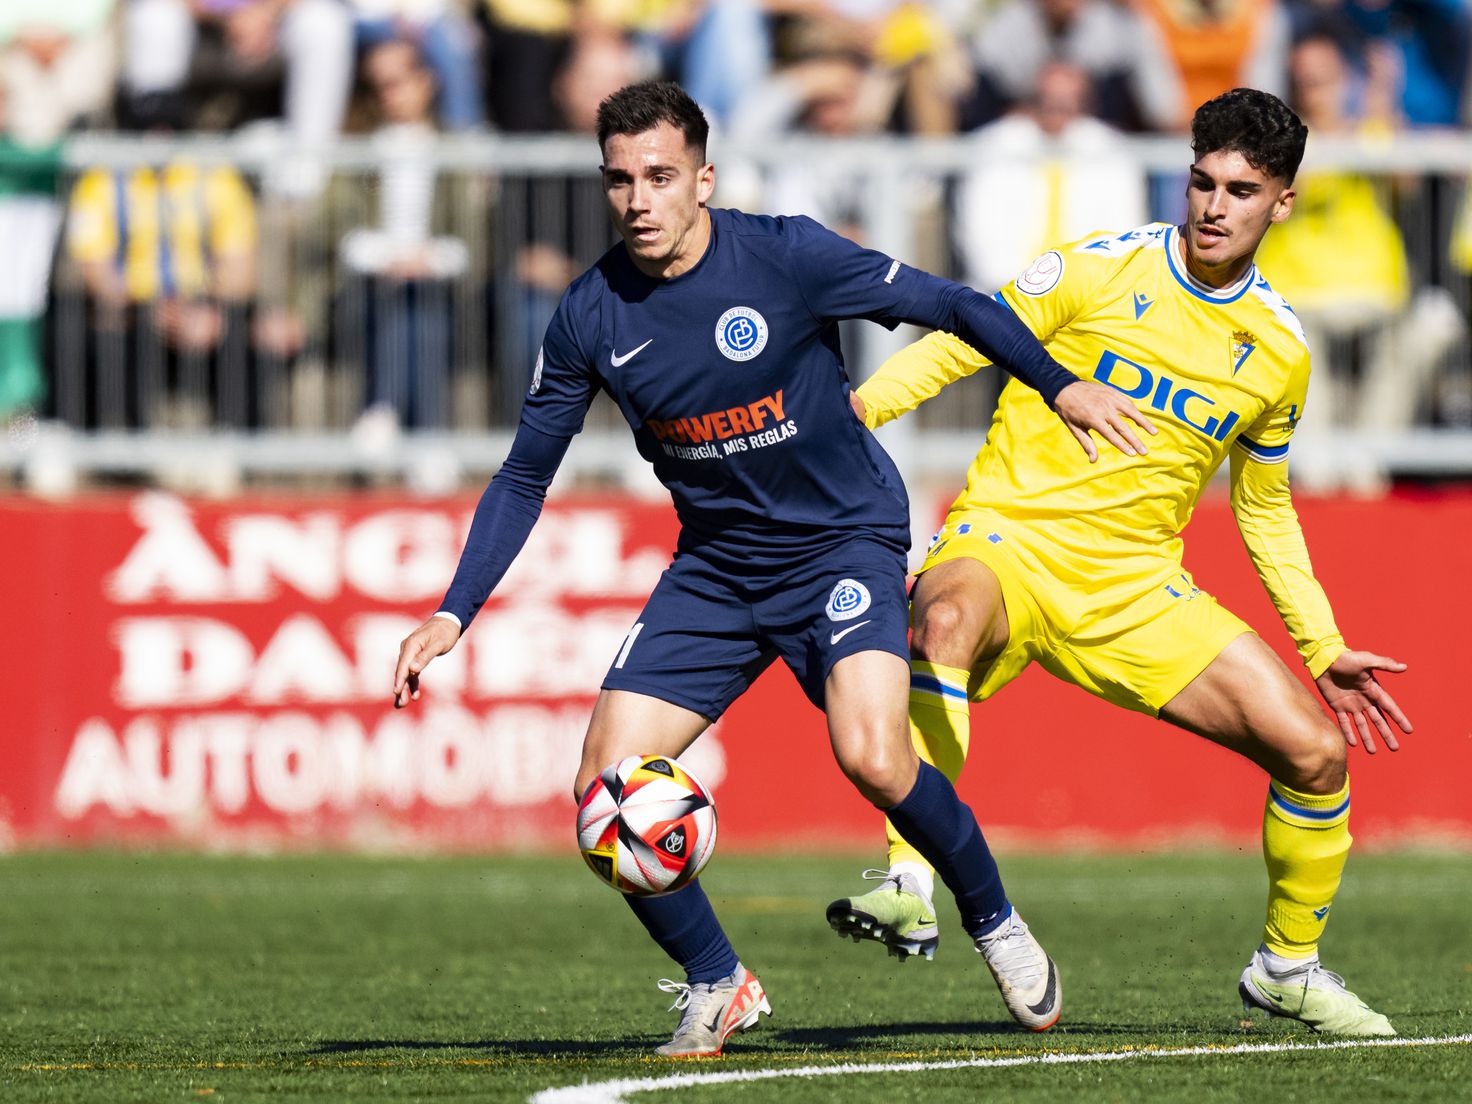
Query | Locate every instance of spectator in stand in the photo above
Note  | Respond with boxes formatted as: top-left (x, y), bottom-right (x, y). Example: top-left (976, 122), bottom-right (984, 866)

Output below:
top-left (0, 0), bottom-right (117, 147)
top-left (1288, 0), bottom-right (1470, 128)
top-left (120, 0), bottom-right (354, 195)
top-left (497, 28), bottom-right (641, 412)
top-left (1254, 31), bottom-right (1465, 489)
top-left (348, 0), bottom-right (484, 130)
top-left (65, 144), bottom-right (259, 428)
top-left (967, 0), bottom-right (1184, 132)
top-left (479, 0), bottom-right (572, 132)
top-left (635, 0), bottom-right (773, 128)
top-left (1134, 0), bottom-right (1291, 113)
top-left (0, 84), bottom-right (64, 425)
top-left (732, 49), bottom-right (894, 240)
top-left (481, 1), bottom-right (772, 131)
top-left (338, 39), bottom-right (471, 440)
top-left (954, 60), bottom-right (1147, 294)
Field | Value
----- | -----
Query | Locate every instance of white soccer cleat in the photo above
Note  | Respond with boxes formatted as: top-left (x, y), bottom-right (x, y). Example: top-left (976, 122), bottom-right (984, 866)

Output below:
top-left (654, 963), bottom-right (771, 1058)
top-left (1239, 948), bottom-right (1394, 1036)
top-left (974, 908), bottom-right (1061, 1031)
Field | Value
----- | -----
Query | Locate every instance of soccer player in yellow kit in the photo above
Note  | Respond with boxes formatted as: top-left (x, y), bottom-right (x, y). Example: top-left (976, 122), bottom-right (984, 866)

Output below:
top-left (827, 89), bottom-right (1411, 1036)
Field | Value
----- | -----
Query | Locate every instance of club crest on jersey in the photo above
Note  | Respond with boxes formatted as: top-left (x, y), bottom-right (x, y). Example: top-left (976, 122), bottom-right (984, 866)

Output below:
top-left (826, 578), bottom-right (872, 622)
top-left (529, 345), bottom-right (544, 394)
top-left (1016, 251), bottom-right (1064, 296)
top-left (715, 306), bottom-right (769, 362)
top-left (1230, 330), bottom-right (1257, 376)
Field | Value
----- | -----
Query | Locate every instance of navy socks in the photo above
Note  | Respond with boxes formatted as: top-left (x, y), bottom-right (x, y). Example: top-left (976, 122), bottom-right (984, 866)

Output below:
top-left (624, 878), bottom-right (740, 984)
top-left (884, 760), bottom-right (1011, 938)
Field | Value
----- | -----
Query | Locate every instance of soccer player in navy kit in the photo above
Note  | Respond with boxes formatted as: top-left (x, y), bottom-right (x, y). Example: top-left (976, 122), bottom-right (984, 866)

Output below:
top-left (393, 81), bottom-right (1152, 1056)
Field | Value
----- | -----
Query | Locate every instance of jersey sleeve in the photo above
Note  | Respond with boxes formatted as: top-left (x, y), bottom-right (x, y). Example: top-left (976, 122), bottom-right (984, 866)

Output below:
top-left (856, 331), bottom-right (990, 429)
top-left (517, 290), bottom-right (601, 438)
top-left (436, 421), bottom-right (573, 629)
top-left (780, 214), bottom-right (927, 327)
top-left (66, 169), bottom-right (116, 264)
top-left (1228, 348), bottom-right (1346, 678)
top-left (206, 168), bottom-right (256, 257)
top-left (994, 240), bottom-right (1114, 344)
top-left (780, 216), bottom-right (1078, 401)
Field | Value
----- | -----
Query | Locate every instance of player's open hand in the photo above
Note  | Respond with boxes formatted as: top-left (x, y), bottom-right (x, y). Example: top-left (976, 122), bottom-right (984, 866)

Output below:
top-left (1314, 650), bottom-right (1412, 754)
top-left (393, 616), bottom-right (461, 709)
top-left (1052, 380), bottom-right (1157, 462)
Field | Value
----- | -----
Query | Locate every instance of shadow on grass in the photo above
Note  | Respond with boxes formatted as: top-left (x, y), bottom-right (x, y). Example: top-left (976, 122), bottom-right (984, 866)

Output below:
top-left (772, 1020), bottom-right (1169, 1046)
top-left (304, 1018), bottom-right (1161, 1062)
top-left (308, 1039), bottom-right (643, 1058)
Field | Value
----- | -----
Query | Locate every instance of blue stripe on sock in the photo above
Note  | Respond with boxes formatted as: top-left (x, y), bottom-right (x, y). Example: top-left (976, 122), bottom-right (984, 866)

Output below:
top-left (1269, 784), bottom-right (1350, 821)
top-left (910, 673), bottom-right (968, 701)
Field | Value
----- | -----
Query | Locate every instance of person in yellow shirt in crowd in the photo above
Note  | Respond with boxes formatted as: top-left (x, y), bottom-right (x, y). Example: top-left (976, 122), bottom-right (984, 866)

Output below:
top-left (1254, 32), bottom-right (1464, 489)
top-left (66, 157), bottom-right (256, 426)
top-left (827, 88), bottom-right (1411, 1037)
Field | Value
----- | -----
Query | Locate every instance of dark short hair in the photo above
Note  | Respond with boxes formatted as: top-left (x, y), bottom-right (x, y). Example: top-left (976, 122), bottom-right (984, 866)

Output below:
top-left (1191, 88), bottom-right (1308, 184)
top-left (596, 80), bottom-right (709, 162)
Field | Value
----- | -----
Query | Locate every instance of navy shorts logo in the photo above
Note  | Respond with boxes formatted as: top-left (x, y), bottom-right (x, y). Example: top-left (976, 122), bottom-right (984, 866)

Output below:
top-left (715, 306), bottom-right (769, 362)
top-left (826, 578), bottom-right (872, 622)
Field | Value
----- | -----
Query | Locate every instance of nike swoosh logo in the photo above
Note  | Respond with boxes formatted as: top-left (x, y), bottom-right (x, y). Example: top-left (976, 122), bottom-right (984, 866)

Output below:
top-left (610, 339), bottom-right (652, 367)
top-left (829, 620), bottom-right (872, 645)
top-left (1027, 959), bottom-right (1058, 1017)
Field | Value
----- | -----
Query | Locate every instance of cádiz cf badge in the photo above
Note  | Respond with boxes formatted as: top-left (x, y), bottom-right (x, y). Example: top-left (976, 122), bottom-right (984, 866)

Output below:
top-left (1230, 330), bottom-right (1257, 376)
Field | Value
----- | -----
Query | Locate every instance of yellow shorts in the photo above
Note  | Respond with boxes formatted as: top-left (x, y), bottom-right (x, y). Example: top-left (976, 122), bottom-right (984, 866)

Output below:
top-left (918, 509), bottom-right (1252, 716)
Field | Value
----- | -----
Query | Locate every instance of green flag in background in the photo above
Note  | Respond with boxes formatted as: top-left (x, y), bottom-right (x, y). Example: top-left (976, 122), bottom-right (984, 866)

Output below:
top-left (0, 138), bottom-right (63, 418)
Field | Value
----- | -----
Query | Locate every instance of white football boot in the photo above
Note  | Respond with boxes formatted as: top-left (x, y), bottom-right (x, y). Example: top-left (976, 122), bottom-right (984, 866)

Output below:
top-left (654, 963), bottom-right (771, 1058)
top-left (975, 908), bottom-right (1062, 1031)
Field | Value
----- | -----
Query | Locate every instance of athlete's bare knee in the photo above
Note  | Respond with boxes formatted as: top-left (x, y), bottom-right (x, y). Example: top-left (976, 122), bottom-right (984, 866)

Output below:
top-left (911, 595), bottom-right (976, 663)
top-left (835, 739), bottom-right (917, 806)
top-left (1275, 720), bottom-right (1346, 794)
top-left (572, 765), bottom-right (599, 805)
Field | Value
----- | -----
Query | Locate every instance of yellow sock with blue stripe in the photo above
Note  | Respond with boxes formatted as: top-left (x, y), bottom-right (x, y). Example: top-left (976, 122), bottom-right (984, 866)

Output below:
top-left (886, 660), bottom-right (971, 870)
top-left (1262, 777), bottom-right (1352, 959)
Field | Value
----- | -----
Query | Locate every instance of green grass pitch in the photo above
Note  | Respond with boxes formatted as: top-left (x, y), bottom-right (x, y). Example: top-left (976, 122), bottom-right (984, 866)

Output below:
top-left (1, 850), bottom-right (1467, 1102)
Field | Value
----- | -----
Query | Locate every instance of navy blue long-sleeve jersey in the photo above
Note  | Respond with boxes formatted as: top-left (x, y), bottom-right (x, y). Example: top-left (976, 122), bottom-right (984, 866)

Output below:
top-left (438, 208), bottom-right (1076, 628)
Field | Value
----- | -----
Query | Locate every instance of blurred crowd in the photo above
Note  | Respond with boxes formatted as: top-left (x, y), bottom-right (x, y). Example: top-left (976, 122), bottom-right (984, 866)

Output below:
top-left (2, 0), bottom-right (1472, 487)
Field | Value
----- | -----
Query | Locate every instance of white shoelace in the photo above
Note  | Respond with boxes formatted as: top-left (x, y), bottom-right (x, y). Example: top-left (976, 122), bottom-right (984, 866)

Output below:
top-left (978, 913), bottom-right (1045, 990)
top-left (657, 978), bottom-right (695, 1013)
top-left (656, 977), bottom-right (728, 1037)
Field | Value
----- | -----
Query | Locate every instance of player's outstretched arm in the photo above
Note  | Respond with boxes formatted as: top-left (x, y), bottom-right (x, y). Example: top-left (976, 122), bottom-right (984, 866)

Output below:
top-left (390, 421), bottom-right (574, 709)
top-left (1314, 651), bottom-right (1412, 755)
top-left (394, 616), bottom-right (462, 708)
top-left (916, 283), bottom-right (1156, 461)
top-left (1051, 381), bottom-right (1157, 463)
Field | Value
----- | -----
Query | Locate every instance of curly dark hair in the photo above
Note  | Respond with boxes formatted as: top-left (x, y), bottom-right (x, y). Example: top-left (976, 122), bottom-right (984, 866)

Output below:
top-left (1190, 88), bottom-right (1308, 183)
top-left (596, 80), bottom-right (709, 162)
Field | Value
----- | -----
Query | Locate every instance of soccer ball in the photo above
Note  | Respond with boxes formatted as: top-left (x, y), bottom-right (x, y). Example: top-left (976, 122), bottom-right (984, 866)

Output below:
top-left (576, 754), bottom-right (717, 896)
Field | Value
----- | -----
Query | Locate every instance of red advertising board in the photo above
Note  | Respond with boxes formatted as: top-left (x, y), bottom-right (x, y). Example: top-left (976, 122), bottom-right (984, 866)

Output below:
top-left (1, 489), bottom-right (1468, 851)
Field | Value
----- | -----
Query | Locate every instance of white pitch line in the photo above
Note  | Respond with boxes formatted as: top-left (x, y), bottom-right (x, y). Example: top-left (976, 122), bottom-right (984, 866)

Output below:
top-left (529, 1034), bottom-right (1472, 1104)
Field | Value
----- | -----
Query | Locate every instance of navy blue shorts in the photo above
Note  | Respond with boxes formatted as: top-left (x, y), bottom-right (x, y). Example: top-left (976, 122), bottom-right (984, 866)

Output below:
top-left (601, 537), bottom-right (910, 718)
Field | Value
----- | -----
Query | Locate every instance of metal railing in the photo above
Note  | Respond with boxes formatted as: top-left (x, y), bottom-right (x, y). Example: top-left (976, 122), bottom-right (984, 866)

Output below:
top-left (4, 130), bottom-right (1472, 492)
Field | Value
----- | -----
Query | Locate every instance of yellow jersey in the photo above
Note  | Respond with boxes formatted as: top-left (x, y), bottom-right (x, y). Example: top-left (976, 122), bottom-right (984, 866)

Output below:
top-left (859, 222), bottom-right (1348, 677)
top-left (67, 162), bottom-right (256, 303)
